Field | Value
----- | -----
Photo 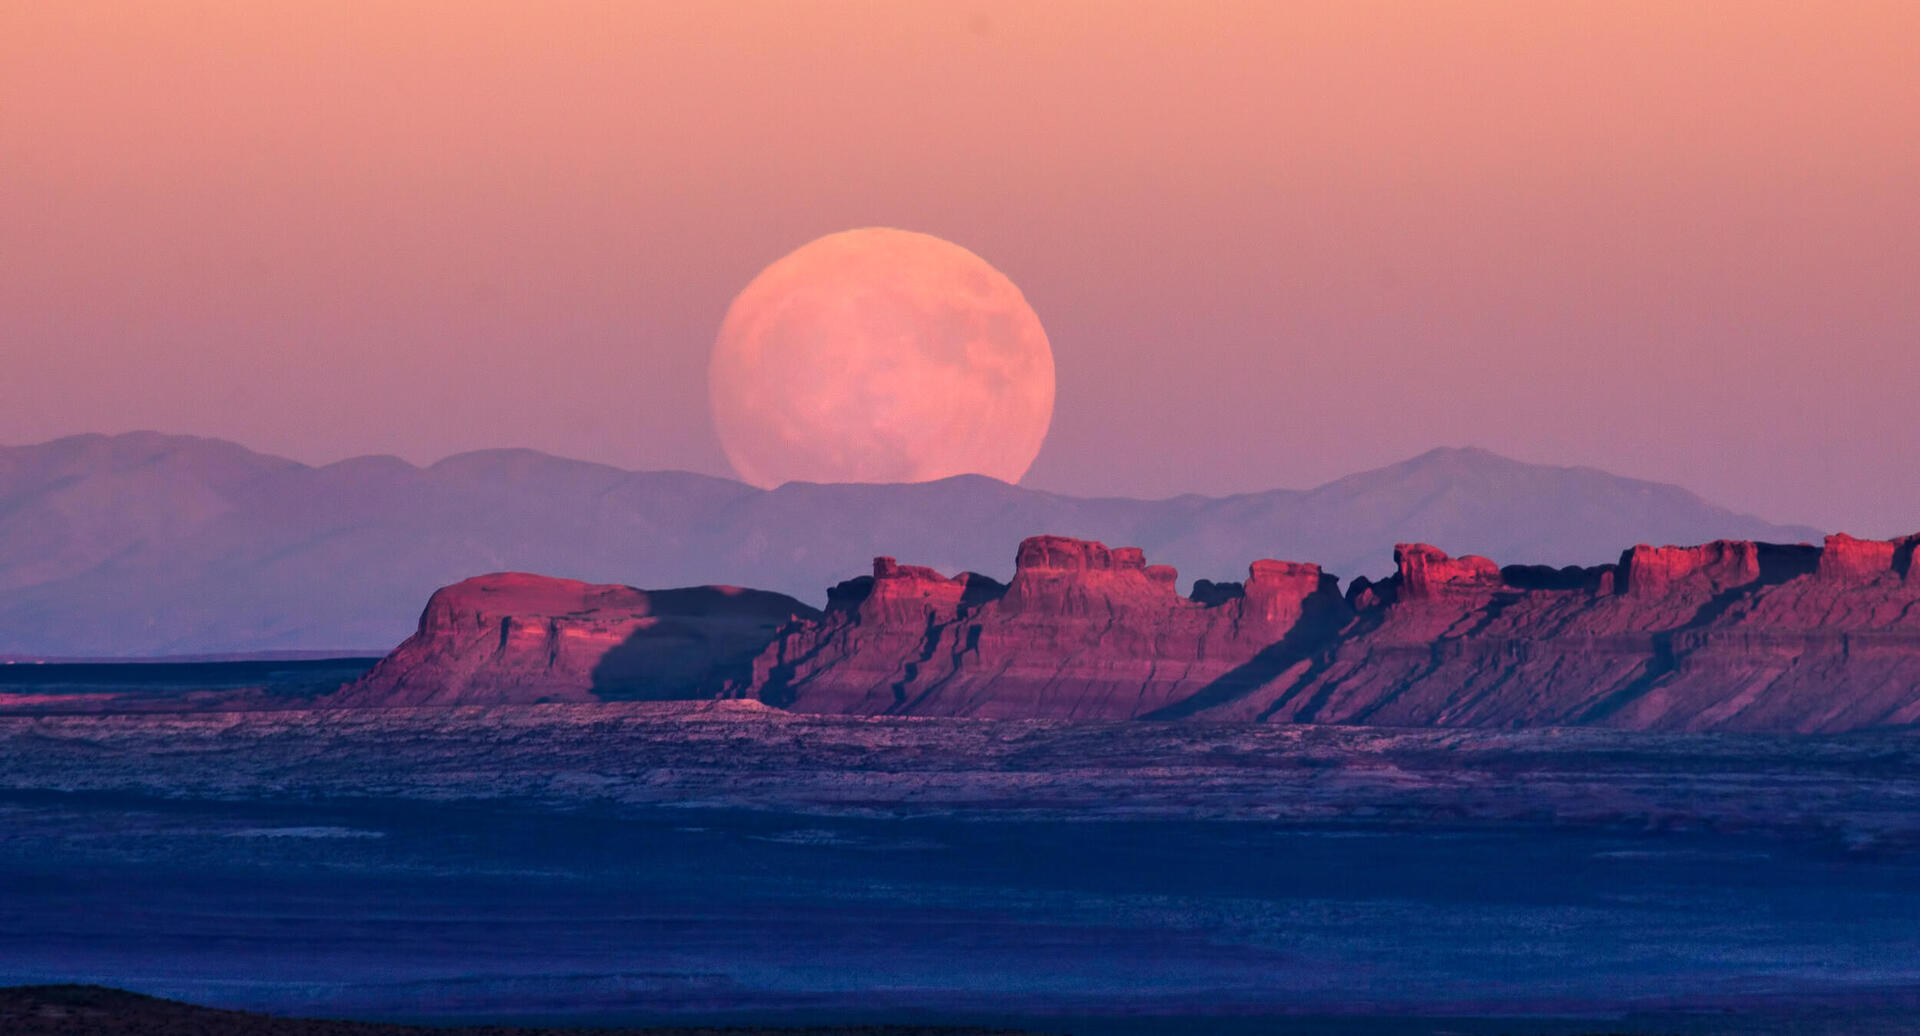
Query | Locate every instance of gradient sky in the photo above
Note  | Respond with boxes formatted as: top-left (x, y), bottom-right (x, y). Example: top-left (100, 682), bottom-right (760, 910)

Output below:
top-left (4, 1), bottom-right (1917, 534)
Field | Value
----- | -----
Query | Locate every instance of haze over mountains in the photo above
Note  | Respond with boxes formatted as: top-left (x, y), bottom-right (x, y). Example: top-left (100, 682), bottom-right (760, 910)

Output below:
top-left (1, 432), bottom-right (1821, 657)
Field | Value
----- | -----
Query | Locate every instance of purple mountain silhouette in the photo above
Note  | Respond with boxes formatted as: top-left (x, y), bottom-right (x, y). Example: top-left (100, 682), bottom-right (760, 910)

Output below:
top-left (0, 432), bottom-right (1819, 656)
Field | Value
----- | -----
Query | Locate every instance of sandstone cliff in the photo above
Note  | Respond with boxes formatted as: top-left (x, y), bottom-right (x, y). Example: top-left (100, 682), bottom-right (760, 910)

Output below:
top-left (342, 530), bottom-right (1920, 733)
top-left (754, 535), bottom-right (1351, 718)
top-left (332, 572), bottom-right (817, 706)
top-left (755, 532), bottom-right (1920, 732)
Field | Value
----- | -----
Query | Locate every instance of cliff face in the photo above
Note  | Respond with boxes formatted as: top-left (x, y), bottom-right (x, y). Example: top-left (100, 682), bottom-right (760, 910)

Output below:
top-left (755, 535), bottom-right (1351, 719)
top-left (1163, 533), bottom-right (1920, 732)
top-left (755, 532), bottom-right (1920, 732)
top-left (332, 572), bottom-right (818, 706)
top-left (342, 530), bottom-right (1920, 733)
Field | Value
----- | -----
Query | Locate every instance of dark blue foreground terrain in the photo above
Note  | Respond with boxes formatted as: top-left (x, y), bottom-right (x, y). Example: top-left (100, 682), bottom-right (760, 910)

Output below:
top-left (0, 675), bottom-right (1917, 1034)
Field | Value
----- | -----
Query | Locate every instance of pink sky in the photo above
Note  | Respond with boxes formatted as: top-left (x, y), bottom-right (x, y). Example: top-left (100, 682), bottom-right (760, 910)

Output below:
top-left (4, 2), bottom-right (1917, 533)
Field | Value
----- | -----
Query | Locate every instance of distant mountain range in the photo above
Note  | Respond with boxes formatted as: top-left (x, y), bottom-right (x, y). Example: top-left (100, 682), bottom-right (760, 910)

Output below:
top-left (0, 432), bottom-right (1821, 657)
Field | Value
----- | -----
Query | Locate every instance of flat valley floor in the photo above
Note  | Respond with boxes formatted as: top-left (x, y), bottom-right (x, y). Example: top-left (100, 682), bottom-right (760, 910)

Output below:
top-left (2, 677), bottom-right (1919, 1034)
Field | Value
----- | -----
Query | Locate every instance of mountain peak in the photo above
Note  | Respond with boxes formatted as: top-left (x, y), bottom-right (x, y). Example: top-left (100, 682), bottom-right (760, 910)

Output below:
top-left (0, 432), bottom-right (1826, 656)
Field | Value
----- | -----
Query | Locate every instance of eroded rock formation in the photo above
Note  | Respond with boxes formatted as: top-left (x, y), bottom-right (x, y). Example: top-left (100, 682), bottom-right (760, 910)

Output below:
top-left (1188, 535), bottom-right (1920, 732)
top-left (755, 532), bottom-right (1920, 731)
top-left (344, 530), bottom-right (1920, 733)
top-left (754, 535), bottom-right (1351, 718)
top-left (333, 572), bottom-right (817, 706)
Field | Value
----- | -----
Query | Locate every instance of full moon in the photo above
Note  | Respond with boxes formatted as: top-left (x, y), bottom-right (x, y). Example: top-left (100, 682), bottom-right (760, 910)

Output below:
top-left (709, 228), bottom-right (1055, 489)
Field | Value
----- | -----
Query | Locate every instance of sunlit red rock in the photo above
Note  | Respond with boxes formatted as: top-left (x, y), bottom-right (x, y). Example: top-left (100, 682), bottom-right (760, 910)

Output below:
top-left (756, 535), bottom-right (1349, 719)
top-left (333, 572), bottom-right (817, 706)
top-left (1393, 544), bottom-right (1503, 601)
top-left (346, 529), bottom-right (1920, 733)
top-left (1817, 533), bottom-right (1901, 583)
top-left (1619, 540), bottom-right (1763, 598)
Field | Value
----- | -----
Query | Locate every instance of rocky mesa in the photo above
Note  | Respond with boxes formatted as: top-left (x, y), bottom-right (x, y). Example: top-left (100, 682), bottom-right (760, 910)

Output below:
top-left (339, 531), bottom-right (1920, 733)
top-left (753, 537), bottom-right (1350, 719)
top-left (332, 572), bottom-right (817, 706)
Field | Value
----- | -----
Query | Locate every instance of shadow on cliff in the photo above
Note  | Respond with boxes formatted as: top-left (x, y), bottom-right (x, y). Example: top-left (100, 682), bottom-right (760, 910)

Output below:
top-left (1576, 542), bottom-right (1823, 724)
top-left (890, 576), bottom-right (1005, 707)
top-left (1143, 605), bottom-right (1349, 721)
top-left (1660, 543), bottom-right (1821, 629)
top-left (587, 586), bottom-right (811, 702)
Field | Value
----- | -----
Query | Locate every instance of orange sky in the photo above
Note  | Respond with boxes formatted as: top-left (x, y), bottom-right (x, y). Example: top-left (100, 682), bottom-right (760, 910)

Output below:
top-left (3, 1), bottom-right (1917, 532)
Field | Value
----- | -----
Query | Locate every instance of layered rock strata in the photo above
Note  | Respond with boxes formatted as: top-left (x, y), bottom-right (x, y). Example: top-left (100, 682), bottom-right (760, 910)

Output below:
top-left (754, 535), bottom-right (1352, 718)
top-left (1181, 533), bottom-right (1920, 732)
top-left (345, 530), bottom-right (1920, 733)
top-left (333, 572), bottom-right (817, 706)
top-left (756, 532), bottom-right (1920, 732)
